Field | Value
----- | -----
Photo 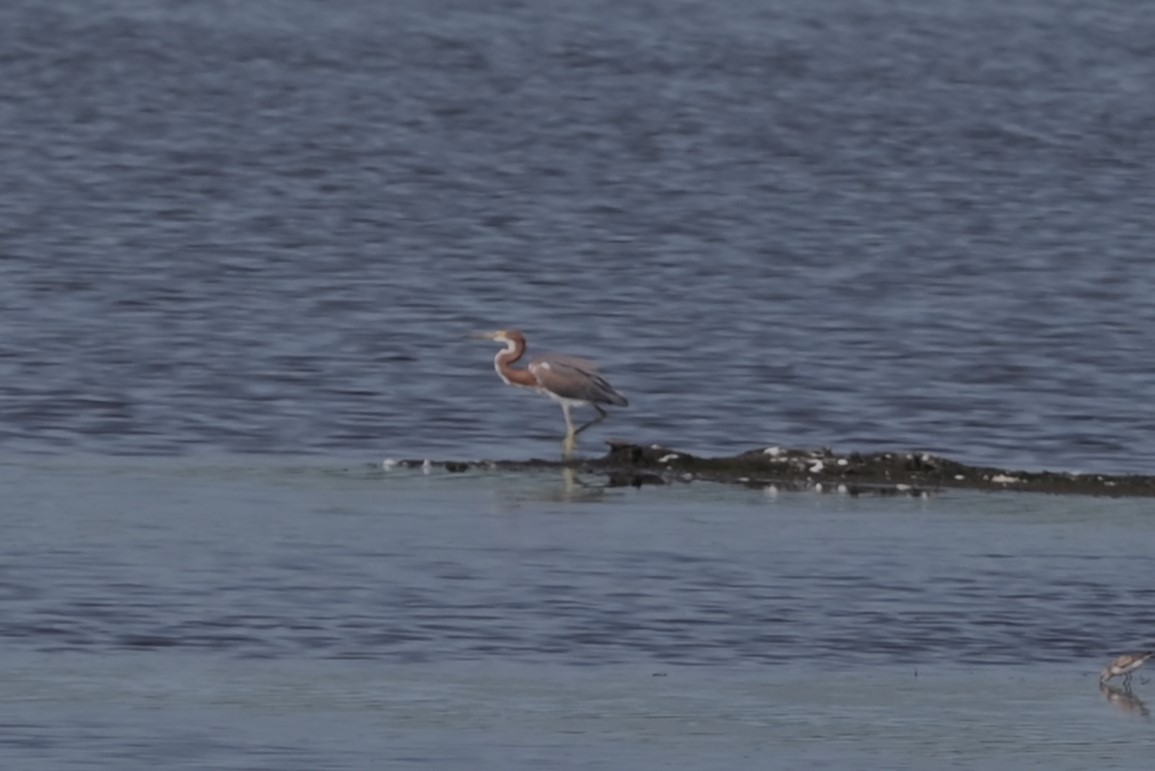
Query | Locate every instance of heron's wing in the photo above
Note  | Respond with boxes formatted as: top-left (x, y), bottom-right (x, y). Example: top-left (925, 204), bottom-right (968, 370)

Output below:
top-left (533, 353), bottom-right (602, 372)
top-left (528, 355), bottom-right (629, 407)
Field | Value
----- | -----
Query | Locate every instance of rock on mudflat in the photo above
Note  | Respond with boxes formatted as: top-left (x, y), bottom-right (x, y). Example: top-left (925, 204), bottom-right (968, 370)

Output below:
top-left (384, 442), bottom-right (1155, 497)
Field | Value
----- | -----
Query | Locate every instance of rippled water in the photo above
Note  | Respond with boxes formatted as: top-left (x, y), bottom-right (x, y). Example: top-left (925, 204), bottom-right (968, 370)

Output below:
top-left (3, 0), bottom-right (1155, 470)
top-left (4, 0), bottom-right (1155, 768)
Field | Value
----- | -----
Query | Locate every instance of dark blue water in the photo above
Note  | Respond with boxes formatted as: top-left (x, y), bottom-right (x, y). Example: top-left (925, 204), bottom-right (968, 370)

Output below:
top-left (2, 0), bottom-right (1154, 470)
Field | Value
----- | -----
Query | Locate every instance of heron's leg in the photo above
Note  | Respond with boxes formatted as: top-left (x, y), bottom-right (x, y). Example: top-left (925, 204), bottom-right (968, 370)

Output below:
top-left (573, 404), bottom-right (608, 436)
top-left (561, 404), bottom-right (577, 454)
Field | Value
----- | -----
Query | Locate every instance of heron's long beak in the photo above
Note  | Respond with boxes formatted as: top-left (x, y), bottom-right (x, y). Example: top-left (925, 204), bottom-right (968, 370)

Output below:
top-left (466, 331), bottom-right (498, 340)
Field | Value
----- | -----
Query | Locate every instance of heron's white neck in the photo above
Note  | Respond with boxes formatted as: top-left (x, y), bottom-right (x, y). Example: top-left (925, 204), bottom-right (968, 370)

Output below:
top-left (493, 337), bottom-right (532, 387)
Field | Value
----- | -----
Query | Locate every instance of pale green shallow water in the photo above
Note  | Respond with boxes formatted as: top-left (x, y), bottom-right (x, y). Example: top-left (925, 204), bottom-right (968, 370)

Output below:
top-left (1, 457), bottom-right (1153, 769)
top-left (0, 653), bottom-right (1147, 770)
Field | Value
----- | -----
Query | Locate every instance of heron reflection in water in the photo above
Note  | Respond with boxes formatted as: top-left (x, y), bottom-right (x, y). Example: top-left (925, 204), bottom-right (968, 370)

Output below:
top-left (469, 329), bottom-right (628, 454)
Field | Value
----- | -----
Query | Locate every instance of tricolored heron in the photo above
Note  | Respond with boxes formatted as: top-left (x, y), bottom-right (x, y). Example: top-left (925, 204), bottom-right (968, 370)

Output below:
top-left (469, 329), bottom-right (628, 453)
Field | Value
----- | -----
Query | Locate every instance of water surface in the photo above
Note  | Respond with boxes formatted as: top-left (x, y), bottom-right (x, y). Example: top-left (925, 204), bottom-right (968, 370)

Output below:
top-left (2, 459), bottom-right (1154, 769)
top-left (2, 0), bottom-right (1155, 470)
top-left (3, 0), bottom-right (1155, 767)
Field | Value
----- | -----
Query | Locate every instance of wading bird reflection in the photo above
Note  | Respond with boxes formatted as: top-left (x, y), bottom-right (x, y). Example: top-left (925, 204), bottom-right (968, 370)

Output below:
top-left (1100, 681), bottom-right (1150, 718)
top-left (469, 329), bottom-right (628, 454)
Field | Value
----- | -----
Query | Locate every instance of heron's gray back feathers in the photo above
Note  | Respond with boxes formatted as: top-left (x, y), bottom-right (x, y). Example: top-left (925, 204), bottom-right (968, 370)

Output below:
top-left (529, 355), bottom-right (629, 407)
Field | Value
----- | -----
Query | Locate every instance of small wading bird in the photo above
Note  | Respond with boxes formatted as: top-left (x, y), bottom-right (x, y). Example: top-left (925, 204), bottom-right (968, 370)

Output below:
top-left (469, 329), bottom-right (628, 453)
top-left (1100, 650), bottom-right (1154, 688)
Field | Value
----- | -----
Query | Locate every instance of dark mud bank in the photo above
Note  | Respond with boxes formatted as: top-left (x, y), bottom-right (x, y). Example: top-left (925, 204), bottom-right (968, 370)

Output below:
top-left (396, 442), bottom-right (1155, 497)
